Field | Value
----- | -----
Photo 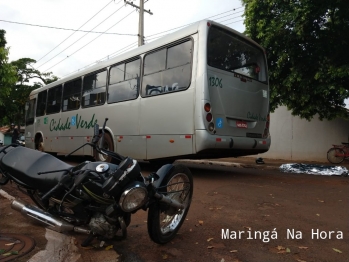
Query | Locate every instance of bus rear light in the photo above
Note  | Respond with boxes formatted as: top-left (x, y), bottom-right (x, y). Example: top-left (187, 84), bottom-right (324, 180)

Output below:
top-left (206, 113), bottom-right (213, 122)
top-left (216, 138), bottom-right (221, 142)
top-left (204, 103), bottom-right (211, 112)
top-left (208, 122), bottom-right (214, 132)
top-left (207, 22), bottom-right (211, 27)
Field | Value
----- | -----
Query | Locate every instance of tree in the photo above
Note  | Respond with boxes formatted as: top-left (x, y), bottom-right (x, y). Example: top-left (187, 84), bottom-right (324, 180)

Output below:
top-left (0, 30), bottom-right (17, 107)
top-left (241, 0), bottom-right (349, 120)
top-left (0, 30), bottom-right (59, 125)
top-left (0, 58), bottom-right (59, 126)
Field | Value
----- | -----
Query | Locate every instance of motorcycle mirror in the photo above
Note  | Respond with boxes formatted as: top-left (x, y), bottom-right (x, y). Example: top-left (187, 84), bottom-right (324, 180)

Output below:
top-left (94, 124), bottom-right (99, 137)
top-left (99, 118), bottom-right (108, 150)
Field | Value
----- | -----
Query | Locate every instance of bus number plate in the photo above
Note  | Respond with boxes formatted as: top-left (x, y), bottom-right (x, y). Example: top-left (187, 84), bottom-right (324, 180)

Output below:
top-left (236, 121), bottom-right (247, 128)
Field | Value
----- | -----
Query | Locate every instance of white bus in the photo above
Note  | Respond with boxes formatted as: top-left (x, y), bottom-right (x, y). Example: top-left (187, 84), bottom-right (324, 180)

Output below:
top-left (25, 20), bottom-right (270, 163)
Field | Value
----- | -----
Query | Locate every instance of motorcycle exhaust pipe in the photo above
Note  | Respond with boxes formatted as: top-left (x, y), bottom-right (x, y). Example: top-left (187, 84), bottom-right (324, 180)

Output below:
top-left (11, 199), bottom-right (90, 234)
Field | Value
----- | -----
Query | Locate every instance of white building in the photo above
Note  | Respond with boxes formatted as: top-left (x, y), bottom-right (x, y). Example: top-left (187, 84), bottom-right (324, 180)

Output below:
top-left (259, 106), bottom-right (349, 162)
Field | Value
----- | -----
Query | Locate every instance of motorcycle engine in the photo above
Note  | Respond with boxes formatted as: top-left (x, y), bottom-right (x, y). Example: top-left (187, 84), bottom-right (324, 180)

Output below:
top-left (89, 213), bottom-right (117, 239)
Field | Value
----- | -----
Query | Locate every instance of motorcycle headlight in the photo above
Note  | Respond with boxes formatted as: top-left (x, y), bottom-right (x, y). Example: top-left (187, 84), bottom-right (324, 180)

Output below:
top-left (119, 182), bottom-right (147, 212)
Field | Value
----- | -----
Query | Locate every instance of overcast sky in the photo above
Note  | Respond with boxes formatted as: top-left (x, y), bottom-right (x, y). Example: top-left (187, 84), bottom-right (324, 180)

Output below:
top-left (0, 0), bottom-right (245, 79)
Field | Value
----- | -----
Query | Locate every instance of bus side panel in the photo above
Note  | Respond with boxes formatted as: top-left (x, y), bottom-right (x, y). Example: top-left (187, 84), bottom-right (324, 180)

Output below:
top-left (140, 88), bottom-right (195, 160)
top-left (146, 135), bottom-right (193, 159)
top-left (107, 99), bottom-right (146, 160)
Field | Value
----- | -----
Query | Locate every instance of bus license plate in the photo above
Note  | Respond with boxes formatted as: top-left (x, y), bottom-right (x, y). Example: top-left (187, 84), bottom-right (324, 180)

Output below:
top-left (236, 121), bottom-right (247, 128)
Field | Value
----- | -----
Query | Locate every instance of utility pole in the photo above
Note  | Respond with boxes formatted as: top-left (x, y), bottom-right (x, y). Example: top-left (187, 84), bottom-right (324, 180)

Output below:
top-left (124, 0), bottom-right (153, 46)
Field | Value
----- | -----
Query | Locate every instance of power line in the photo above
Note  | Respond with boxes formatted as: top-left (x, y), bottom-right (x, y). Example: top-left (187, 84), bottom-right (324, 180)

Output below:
top-left (214, 10), bottom-right (244, 22)
top-left (43, 9), bottom-right (136, 73)
top-left (37, 3), bottom-right (128, 70)
top-left (144, 12), bottom-right (244, 42)
top-left (223, 19), bottom-right (245, 26)
top-left (34, 0), bottom-right (118, 65)
top-left (215, 14), bottom-right (244, 24)
top-left (62, 40), bottom-right (139, 77)
top-left (145, 7), bottom-right (244, 39)
top-left (64, 5), bottom-right (245, 77)
top-left (0, 19), bottom-right (137, 36)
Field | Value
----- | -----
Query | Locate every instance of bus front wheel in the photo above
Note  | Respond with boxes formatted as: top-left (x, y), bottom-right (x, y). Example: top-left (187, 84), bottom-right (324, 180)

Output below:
top-left (36, 137), bottom-right (44, 152)
top-left (94, 132), bottom-right (114, 163)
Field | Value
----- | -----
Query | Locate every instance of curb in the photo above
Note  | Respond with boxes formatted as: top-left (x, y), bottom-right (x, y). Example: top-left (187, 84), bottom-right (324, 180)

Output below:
top-left (176, 159), bottom-right (279, 170)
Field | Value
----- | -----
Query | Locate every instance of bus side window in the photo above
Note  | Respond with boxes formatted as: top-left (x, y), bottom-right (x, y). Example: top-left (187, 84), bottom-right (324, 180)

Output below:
top-left (82, 70), bottom-right (107, 107)
top-left (46, 85), bottom-right (62, 115)
top-left (62, 78), bottom-right (82, 112)
top-left (108, 58), bottom-right (140, 104)
top-left (142, 40), bottom-right (192, 97)
top-left (36, 90), bottom-right (47, 116)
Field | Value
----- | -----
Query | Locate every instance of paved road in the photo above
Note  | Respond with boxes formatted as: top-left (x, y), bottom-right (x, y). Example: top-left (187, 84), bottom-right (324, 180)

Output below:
top-left (1, 159), bottom-right (348, 262)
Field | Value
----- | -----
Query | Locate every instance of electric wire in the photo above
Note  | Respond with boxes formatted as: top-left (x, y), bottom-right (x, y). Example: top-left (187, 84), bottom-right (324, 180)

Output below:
top-left (0, 19), bottom-right (136, 36)
top-left (43, 9), bottom-right (136, 73)
top-left (62, 40), bottom-right (139, 77)
top-left (37, 2), bottom-right (127, 70)
top-left (35, 0), bottom-right (118, 65)
top-left (63, 5), bottom-right (245, 77)
top-left (223, 19), bottom-right (244, 26)
top-left (145, 7), bottom-right (243, 39)
top-left (146, 11), bottom-right (243, 41)
top-left (213, 12), bottom-right (241, 23)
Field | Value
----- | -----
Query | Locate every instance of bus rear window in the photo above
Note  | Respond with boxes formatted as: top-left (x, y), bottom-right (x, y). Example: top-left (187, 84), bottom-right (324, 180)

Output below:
top-left (207, 26), bottom-right (267, 83)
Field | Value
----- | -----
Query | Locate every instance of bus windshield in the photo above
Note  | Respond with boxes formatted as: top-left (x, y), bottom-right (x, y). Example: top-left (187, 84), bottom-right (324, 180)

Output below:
top-left (207, 25), bottom-right (267, 83)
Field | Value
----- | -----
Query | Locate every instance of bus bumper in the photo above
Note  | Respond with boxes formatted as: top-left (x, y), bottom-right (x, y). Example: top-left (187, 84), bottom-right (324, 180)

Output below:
top-left (195, 130), bottom-right (271, 157)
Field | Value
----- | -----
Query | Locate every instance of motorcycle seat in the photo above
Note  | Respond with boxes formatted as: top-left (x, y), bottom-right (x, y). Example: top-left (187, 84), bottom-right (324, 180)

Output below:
top-left (0, 147), bottom-right (73, 191)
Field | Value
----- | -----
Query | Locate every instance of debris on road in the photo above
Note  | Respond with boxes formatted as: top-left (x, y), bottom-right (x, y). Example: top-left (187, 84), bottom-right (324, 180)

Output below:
top-left (279, 163), bottom-right (349, 176)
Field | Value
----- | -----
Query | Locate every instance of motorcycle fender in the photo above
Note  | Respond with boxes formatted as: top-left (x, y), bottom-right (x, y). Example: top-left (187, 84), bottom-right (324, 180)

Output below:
top-left (153, 164), bottom-right (175, 188)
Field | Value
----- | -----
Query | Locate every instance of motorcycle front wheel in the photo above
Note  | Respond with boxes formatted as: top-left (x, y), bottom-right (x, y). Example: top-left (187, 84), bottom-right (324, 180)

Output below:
top-left (147, 164), bottom-right (193, 244)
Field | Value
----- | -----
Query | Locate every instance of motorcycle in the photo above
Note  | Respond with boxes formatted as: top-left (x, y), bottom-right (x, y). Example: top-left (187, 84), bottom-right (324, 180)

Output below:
top-left (0, 118), bottom-right (193, 246)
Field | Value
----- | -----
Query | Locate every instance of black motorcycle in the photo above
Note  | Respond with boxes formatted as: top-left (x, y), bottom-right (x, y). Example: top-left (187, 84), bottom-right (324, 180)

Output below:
top-left (0, 118), bottom-right (193, 246)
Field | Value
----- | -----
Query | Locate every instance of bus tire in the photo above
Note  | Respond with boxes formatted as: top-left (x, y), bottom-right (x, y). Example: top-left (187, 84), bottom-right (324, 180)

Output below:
top-left (94, 132), bottom-right (114, 163)
top-left (36, 137), bottom-right (44, 152)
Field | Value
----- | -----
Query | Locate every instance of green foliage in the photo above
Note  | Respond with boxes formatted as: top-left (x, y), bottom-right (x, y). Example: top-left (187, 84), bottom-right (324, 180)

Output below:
top-left (242, 0), bottom-right (349, 120)
top-left (0, 30), bottom-right (59, 125)
top-left (0, 30), bottom-right (18, 107)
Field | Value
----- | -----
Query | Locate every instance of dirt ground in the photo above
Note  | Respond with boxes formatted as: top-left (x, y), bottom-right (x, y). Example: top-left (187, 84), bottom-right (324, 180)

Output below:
top-left (1, 163), bottom-right (348, 262)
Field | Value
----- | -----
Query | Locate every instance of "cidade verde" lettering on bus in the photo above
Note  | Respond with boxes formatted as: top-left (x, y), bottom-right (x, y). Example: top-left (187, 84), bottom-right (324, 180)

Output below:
top-left (247, 111), bottom-right (266, 122)
top-left (49, 114), bottom-right (97, 131)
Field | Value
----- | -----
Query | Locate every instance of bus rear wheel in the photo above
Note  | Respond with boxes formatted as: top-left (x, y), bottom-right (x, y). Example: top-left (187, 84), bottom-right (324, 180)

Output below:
top-left (94, 132), bottom-right (114, 163)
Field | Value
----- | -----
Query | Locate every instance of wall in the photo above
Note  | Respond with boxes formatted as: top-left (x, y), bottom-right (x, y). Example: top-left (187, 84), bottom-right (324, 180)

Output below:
top-left (259, 106), bottom-right (349, 161)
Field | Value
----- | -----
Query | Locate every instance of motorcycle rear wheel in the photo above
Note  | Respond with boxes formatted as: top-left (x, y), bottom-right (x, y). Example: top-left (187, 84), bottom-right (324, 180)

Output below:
top-left (147, 164), bottom-right (193, 244)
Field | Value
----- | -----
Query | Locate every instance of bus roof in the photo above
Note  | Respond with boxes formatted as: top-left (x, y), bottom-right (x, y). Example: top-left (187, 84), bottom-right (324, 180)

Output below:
top-left (30, 20), bottom-right (261, 96)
